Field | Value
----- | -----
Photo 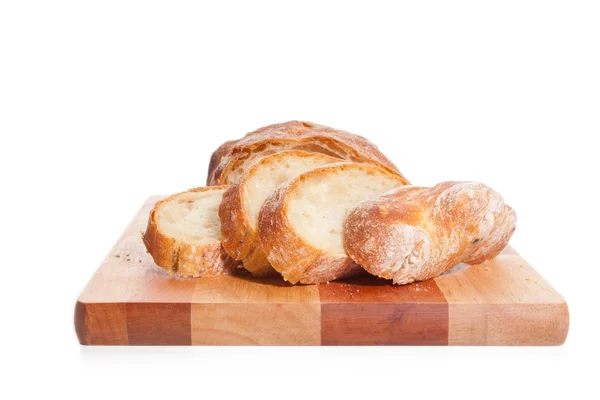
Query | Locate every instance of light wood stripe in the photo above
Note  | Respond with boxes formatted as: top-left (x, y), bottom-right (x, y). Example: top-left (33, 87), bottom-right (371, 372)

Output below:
top-left (191, 303), bottom-right (320, 345)
top-left (435, 255), bottom-right (569, 345)
top-left (191, 275), bottom-right (321, 345)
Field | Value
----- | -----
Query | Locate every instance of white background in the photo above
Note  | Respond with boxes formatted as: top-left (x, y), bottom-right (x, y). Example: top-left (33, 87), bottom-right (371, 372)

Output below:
top-left (1, 1), bottom-right (598, 399)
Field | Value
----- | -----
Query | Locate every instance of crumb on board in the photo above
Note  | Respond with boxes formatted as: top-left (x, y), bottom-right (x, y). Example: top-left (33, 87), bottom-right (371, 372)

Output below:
top-left (484, 267), bottom-right (491, 271)
top-left (115, 255), bottom-right (120, 258)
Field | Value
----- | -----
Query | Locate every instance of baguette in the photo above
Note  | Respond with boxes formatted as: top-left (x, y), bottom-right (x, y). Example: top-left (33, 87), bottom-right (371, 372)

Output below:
top-left (343, 182), bottom-right (517, 285)
top-left (219, 151), bottom-right (341, 276)
top-left (207, 121), bottom-right (409, 186)
top-left (258, 163), bottom-right (408, 284)
top-left (142, 186), bottom-right (239, 277)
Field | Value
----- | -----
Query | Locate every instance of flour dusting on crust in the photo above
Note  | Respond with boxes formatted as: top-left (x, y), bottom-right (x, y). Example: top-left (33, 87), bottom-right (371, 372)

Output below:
top-left (343, 181), bottom-right (516, 284)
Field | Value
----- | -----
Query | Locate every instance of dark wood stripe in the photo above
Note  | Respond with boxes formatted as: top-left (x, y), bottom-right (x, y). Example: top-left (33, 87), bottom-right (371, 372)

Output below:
top-left (319, 276), bottom-right (449, 345)
top-left (75, 302), bottom-right (128, 345)
top-left (126, 303), bottom-right (191, 345)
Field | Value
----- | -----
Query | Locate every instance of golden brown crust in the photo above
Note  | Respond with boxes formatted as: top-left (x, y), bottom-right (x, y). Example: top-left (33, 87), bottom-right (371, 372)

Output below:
top-left (343, 182), bottom-right (517, 285)
top-left (219, 151), bottom-right (341, 277)
top-left (218, 183), bottom-right (276, 276)
top-left (207, 121), bottom-right (409, 186)
top-left (142, 186), bottom-right (240, 278)
top-left (258, 163), bottom-right (407, 284)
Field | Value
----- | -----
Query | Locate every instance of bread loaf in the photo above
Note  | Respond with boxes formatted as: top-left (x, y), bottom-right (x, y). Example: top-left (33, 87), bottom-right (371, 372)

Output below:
top-left (258, 163), bottom-right (409, 284)
top-left (142, 186), bottom-right (239, 277)
top-left (219, 151), bottom-right (341, 276)
top-left (207, 121), bottom-right (409, 186)
top-left (343, 182), bottom-right (517, 285)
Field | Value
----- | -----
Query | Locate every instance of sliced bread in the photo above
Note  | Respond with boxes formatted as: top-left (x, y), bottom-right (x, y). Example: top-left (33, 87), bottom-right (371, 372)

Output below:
top-left (207, 121), bottom-right (410, 185)
top-left (258, 163), bottom-right (408, 284)
top-left (142, 186), bottom-right (239, 277)
top-left (219, 151), bottom-right (341, 276)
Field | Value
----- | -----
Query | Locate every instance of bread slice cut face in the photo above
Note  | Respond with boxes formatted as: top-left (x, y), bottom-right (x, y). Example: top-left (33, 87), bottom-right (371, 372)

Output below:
top-left (219, 151), bottom-right (341, 276)
top-left (258, 163), bottom-right (408, 284)
top-left (142, 186), bottom-right (239, 277)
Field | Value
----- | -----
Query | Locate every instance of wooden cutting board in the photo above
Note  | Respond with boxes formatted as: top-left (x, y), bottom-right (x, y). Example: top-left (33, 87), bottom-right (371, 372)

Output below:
top-left (75, 196), bottom-right (569, 346)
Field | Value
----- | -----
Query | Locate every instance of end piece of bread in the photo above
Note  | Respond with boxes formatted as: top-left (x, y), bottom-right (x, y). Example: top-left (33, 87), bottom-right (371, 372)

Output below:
top-left (258, 163), bottom-right (409, 284)
top-left (343, 181), bottom-right (517, 285)
top-left (219, 151), bottom-right (341, 276)
top-left (208, 121), bottom-right (410, 186)
top-left (142, 186), bottom-right (239, 277)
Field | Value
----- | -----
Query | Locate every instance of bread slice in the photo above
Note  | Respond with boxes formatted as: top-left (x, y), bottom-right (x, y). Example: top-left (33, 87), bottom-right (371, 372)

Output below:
top-left (343, 182), bottom-right (517, 285)
top-left (258, 163), bottom-right (408, 284)
top-left (207, 121), bottom-right (410, 186)
top-left (142, 186), bottom-right (239, 277)
top-left (219, 151), bottom-right (341, 276)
